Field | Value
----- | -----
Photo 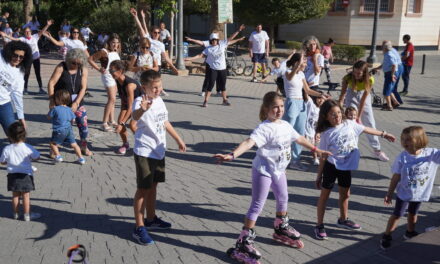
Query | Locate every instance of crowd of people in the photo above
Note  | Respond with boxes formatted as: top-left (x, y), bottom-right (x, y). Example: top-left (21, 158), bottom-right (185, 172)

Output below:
top-left (0, 8), bottom-right (438, 263)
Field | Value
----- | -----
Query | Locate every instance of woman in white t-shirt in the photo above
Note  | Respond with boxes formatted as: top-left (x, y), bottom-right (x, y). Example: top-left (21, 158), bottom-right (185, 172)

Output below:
top-left (314, 100), bottom-right (395, 240)
top-left (0, 41), bottom-right (33, 135)
top-left (185, 30), bottom-right (243, 107)
top-left (129, 37), bottom-right (158, 81)
top-left (88, 34), bottom-right (122, 132)
top-left (282, 52), bottom-right (329, 171)
top-left (44, 27), bottom-right (89, 57)
top-left (1, 19), bottom-right (52, 94)
top-left (302, 35), bottom-right (324, 90)
top-left (215, 92), bottom-right (330, 260)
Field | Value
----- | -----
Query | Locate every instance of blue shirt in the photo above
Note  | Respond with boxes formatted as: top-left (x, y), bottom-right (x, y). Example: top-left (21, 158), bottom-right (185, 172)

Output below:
top-left (382, 48), bottom-right (402, 73)
top-left (49, 105), bottom-right (75, 131)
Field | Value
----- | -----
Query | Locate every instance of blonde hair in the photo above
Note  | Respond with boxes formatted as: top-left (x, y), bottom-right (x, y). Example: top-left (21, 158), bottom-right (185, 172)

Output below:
top-left (401, 126), bottom-right (428, 150)
top-left (259, 92), bottom-right (284, 121)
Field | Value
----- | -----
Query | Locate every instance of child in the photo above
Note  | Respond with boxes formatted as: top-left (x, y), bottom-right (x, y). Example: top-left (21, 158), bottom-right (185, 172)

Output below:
top-left (0, 122), bottom-right (41, 221)
top-left (345, 106), bottom-right (358, 121)
top-left (321, 38), bottom-right (335, 83)
top-left (48, 89), bottom-right (85, 164)
top-left (305, 94), bottom-right (326, 165)
top-left (58, 30), bottom-right (68, 60)
top-left (215, 92), bottom-right (331, 262)
top-left (131, 70), bottom-right (186, 245)
top-left (380, 126), bottom-right (440, 249)
top-left (314, 100), bottom-right (395, 240)
top-left (260, 58), bottom-right (286, 96)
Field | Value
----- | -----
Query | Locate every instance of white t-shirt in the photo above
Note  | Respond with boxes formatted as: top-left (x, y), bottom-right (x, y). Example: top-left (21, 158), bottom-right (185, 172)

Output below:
top-left (133, 51), bottom-right (154, 80)
top-left (202, 40), bottom-right (210, 48)
top-left (0, 143), bottom-right (40, 175)
top-left (144, 35), bottom-right (166, 66)
top-left (0, 55), bottom-right (25, 119)
top-left (283, 71), bottom-right (305, 99)
top-left (305, 54), bottom-right (324, 86)
top-left (63, 39), bottom-right (87, 51)
top-left (392, 148), bottom-right (440, 202)
top-left (160, 29), bottom-right (171, 41)
top-left (270, 60), bottom-right (287, 78)
top-left (19, 34), bottom-right (40, 59)
top-left (203, 40), bottom-right (228, 71)
top-left (133, 96), bottom-right (169, 160)
top-left (304, 99), bottom-right (319, 139)
top-left (80, 27), bottom-right (92, 41)
top-left (319, 120), bottom-right (365, 170)
top-left (249, 30), bottom-right (269, 54)
top-left (250, 120), bottom-right (300, 179)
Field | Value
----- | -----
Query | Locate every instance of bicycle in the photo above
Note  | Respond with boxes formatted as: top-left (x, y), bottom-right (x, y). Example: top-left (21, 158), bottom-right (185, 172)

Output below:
top-left (225, 44), bottom-right (247, 76)
top-left (243, 62), bottom-right (271, 77)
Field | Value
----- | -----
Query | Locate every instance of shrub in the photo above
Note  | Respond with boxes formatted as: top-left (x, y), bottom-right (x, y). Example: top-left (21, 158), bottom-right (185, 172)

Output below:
top-left (333, 44), bottom-right (365, 63)
top-left (285, 40), bottom-right (302, 51)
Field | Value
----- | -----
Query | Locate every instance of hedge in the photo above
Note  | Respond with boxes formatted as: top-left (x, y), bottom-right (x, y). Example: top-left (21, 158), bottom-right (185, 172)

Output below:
top-left (285, 41), bottom-right (365, 63)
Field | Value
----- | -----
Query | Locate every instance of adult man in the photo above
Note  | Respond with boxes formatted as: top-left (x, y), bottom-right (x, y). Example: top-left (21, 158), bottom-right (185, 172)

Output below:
top-left (400, 34), bottom-right (414, 96)
top-left (159, 22), bottom-right (171, 52)
top-left (0, 11), bottom-right (10, 32)
top-left (248, 24), bottom-right (269, 82)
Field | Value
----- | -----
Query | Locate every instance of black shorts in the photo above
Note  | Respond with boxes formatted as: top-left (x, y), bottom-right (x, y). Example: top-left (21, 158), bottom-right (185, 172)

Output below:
top-left (252, 53), bottom-right (267, 64)
top-left (134, 154), bottom-right (165, 189)
top-left (206, 69), bottom-right (227, 92)
top-left (392, 196), bottom-right (422, 217)
top-left (322, 161), bottom-right (351, 189)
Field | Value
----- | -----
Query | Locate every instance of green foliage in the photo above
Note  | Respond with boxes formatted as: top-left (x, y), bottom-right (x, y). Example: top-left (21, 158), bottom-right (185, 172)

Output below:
top-left (89, 0), bottom-right (136, 42)
top-left (184, 0), bottom-right (210, 14)
top-left (285, 41), bottom-right (302, 51)
top-left (0, 1), bottom-right (24, 29)
top-left (234, 0), bottom-right (333, 26)
top-left (332, 44), bottom-right (365, 63)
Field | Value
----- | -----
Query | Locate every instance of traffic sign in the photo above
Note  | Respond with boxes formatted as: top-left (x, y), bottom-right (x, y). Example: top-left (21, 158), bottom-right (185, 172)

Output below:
top-left (218, 0), bottom-right (233, 23)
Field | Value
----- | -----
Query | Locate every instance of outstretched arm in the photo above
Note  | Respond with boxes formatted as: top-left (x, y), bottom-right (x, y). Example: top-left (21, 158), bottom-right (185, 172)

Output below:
top-left (140, 9), bottom-right (149, 37)
top-left (184, 53), bottom-right (205, 61)
top-left (43, 31), bottom-right (64, 47)
top-left (214, 138), bottom-right (256, 163)
top-left (363, 127), bottom-right (396, 142)
top-left (227, 24), bottom-right (245, 42)
top-left (185, 37), bottom-right (206, 47)
top-left (38, 19), bottom-right (53, 37)
top-left (0, 31), bottom-right (19, 41)
top-left (130, 8), bottom-right (146, 37)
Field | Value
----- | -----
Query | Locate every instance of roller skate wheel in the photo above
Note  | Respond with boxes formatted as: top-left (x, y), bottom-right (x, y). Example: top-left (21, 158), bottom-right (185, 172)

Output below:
top-left (226, 248), bottom-right (235, 257)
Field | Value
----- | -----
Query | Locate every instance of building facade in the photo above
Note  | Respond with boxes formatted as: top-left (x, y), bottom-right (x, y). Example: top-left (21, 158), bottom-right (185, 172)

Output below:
top-left (278, 0), bottom-right (440, 48)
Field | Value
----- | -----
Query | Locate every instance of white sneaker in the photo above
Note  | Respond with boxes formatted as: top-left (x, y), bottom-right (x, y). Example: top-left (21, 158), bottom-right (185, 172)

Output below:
top-left (374, 150), bottom-right (389, 162)
top-left (13, 213), bottom-right (19, 220)
top-left (24, 212), bottom-right (41, 221)
top-left (313, 158), bottom-right (320, 166)
top-left (199, 92), bottom-right (205, 97)
top-left (32, 166), bottom-right (37, 172)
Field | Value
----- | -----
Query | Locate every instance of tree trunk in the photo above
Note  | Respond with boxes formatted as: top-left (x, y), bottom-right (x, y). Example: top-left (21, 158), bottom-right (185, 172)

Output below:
top-left (23, 0), bottom-right (33, 23)
top-left (137, 0), bottom-right (151, 30)
top-left (268, 24), bottom-right (275, 52)
top-left (210, 0), bottom-right (225, 38)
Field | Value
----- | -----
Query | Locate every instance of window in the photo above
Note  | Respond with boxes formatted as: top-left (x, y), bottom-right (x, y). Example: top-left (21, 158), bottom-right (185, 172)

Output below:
top-left (406, 0), bottom-right (423, 15)
top-left (360, 0), bottom-right (394, 15)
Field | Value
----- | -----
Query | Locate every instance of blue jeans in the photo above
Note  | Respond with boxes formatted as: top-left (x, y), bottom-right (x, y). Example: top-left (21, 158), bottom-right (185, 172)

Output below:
top-left (0, 102), bottom-right (16, 136)
top-left (401, 64), bottom-right (412, 93)
top-left (383, 64), bottom-right (403, 104)
top-left (282, 98), bottom-right (306, 161)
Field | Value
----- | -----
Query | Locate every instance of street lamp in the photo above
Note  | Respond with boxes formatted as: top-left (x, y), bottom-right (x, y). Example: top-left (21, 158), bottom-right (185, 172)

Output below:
top-left (176, 0), bottom-right (186, 70)
top-left (367, 0), bottom-right (380, 64)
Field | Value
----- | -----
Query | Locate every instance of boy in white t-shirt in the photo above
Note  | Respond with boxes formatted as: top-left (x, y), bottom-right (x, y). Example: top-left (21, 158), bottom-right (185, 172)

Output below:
top-left (249, 24), bottom-right (270, 82)
top-left (131, 70), bottom-right (186, 245)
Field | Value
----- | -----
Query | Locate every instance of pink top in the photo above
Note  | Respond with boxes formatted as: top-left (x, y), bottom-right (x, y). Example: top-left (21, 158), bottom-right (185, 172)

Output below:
top-left (321, 45), bottom-right (332, 60)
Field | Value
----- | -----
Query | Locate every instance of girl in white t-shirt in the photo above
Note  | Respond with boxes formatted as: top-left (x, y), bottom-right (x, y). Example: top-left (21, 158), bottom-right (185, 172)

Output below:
top-left (44, 27), bottom-right (89, 57)
top-left (380, 126), bottom-right (440, 249)
top-left (0, 122), bottom-right (41, 221)
top-left (314, 100), bottom-right (396, 240)
top-left (304, 94), bottom-right (326, 165)
top-left (215, 92), bottom-right (331, 262)
top-left (129, 37), bottom-right (159, 81)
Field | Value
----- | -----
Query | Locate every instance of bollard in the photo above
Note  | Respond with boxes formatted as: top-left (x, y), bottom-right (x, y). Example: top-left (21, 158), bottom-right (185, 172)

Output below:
top-left (421, 54), bottom-right (426, 74)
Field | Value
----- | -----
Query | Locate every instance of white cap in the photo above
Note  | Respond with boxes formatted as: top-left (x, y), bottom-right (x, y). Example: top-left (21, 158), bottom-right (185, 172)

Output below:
top-left (209, 33), bottom-right (219, 40)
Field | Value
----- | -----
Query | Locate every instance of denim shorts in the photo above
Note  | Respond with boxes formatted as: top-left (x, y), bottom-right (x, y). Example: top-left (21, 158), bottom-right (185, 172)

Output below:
top-left (51, 127), bottom-right (76, 145)
top-left (252, 53), bottom-right (267, 64)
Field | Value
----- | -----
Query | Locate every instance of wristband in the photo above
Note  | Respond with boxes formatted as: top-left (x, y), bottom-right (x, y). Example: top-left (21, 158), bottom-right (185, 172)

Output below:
top-left (381, 131), bottom-right (387, 138)
top-left (311, 146), bottom-right (317, 153)
top-left (229, 152), bottom-right (235, 160)
top-left (119, 122), bottom-right (126, 127)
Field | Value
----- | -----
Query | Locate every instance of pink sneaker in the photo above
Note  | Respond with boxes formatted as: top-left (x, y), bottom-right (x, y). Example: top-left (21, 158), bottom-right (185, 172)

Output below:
top-left (374, 150), bottom-right (389, 162)
top-left (117, 143), bottom-right (129, 155)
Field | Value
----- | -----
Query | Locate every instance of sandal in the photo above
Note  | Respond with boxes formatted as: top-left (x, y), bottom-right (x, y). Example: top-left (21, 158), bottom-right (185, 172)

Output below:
top-left (381, 106), bottom-right (393, 111)
top-left (102, 123), bottom-right (114, 132)
top-left (80, 142), bottom-right (93, 156)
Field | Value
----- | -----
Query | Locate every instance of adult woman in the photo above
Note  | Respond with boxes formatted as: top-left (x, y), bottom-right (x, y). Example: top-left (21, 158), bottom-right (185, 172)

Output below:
top-left (185, 31), bottom-right (243, 107)
top-left (128, 37), bottom-right (158, 81)
top-left (338, 60), bottom-right (389, 161)
top-left (283, 53), bottom-right (329, 171)
top-left (1, 19), bottom-right (52, 94)
top-left (47, 48), bottom-right (92, 156)
top-left (88, 33), bottom-right (122, 132)
top-left (0, 41), bottom-right (32, 136)
top-left (23, 15), bottom-right (40, 34)
top-left (108, 60), bottom-right (140, 154)
top-left (373, 40), bottom-right (403, 111)
top-left (44, 26), bottom-right (89, 57)
top-left (302, 36), bottom-right (324, 90)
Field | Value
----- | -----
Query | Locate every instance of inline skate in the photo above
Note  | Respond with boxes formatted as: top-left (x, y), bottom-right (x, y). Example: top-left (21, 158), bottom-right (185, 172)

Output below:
top-left (272, 215), bottom-right (304, 248)
top-left (226, 228), bottom-right (261, 264)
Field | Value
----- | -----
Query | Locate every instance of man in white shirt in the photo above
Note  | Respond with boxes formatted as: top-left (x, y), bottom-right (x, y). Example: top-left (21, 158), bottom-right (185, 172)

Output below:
top-left (249, 24), bottom-right (270, 82)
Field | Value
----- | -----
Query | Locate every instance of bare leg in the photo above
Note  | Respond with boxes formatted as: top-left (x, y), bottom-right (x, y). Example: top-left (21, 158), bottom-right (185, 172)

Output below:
top-left (12, 192), bottom-right (21, 214)
top-left (145, 183), bottom-right (158, 221)
top-left (338, 187), bottom-right (350, 221)
top-left (384, 215), bottom-right (400, 235)
top-left (204, 91), bottom-right (212, 104)
top-left (103, 85), bottom-right (117, 124)
top-left (407, 213), bottom-right (417, 232)
top-left (71, 143), bottom-right (83, 159)
top-left (252, 62), bottom-right (257, 79)
top-left (50, 142), bottom-right (60, 157)
top-left (22, 192), bottom-right (30, 215)
top-left (244, 218), bottom-right (257, 229)
top-left (317, 188), bottom-right (332, 225)
top-left (134, 189), bottom-right (148, 227)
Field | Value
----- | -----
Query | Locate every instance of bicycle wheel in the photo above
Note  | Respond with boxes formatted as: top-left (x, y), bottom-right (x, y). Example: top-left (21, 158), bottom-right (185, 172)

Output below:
top-left (260, 65), bottom-right (271, 77)
top-left (243, 65), bottom-right (253, 76)
top-left (232, 58), bottom-right (246, 75)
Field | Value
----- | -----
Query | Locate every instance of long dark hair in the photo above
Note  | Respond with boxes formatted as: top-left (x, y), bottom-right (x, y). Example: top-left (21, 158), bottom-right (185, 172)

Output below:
top-left (316, 100), bottom-right (344, 133)
top-left (105, 33), bottom-right (121, 53)
top-left (259, 91), bottom-right (284, 121)
top-left (1, 41), bottom-right (33, 73)
top-left (109, 60), bottom-right (129, 74)
top-left (70, 27), bottom-right (86, 44)
top-left (344, 60), bottom-right (371, 92)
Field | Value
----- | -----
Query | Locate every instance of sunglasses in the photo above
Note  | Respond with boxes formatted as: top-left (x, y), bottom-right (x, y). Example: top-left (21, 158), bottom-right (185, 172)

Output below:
top-left (71, 61), bottom-right (81, 66)
top-left (153, 31), bottom-right (160, 34)
top-left (72, 31), bottom-right (80, 34)
top-left (12, 54), bottom-right (25, 60)
top-left (141, 46), bottom-right (150, 50)
top-left (109, 69), bottom-right (119, 74)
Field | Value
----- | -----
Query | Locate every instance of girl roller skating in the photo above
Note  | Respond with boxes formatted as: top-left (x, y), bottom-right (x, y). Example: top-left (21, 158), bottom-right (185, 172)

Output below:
top-left (215, 92), bottom-right (331, 263)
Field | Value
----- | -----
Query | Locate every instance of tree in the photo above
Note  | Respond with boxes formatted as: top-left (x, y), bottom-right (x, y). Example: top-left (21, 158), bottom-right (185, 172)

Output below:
top-left (23, 0), bottom-right (32, 22)
top-left (234, 0), bottom-right (333, 48)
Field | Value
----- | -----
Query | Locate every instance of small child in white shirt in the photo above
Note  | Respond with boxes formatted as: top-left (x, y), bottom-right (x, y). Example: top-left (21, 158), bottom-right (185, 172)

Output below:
top-left (345, 106), bottom-right (358, 121)
top-left (380, 126), bottom-right (440, 249)
top-left (0, 122), bottom-right (41, 221)
top-left (305, 94), bottom-right (326, 165)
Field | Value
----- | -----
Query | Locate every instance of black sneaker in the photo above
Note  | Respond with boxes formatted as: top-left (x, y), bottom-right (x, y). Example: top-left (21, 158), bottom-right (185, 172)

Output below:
top-left (380, 234), bottom-right (392, 250)
top-left (403, 230), bottom-right (419, 240)
top-left (314, 224), bottom-right (328, 240)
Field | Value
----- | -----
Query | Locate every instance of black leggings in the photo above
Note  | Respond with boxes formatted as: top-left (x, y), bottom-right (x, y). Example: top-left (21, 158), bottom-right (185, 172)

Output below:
top-left (202, 64), bottom-right (220, 93)
top-left (206, 69), bottom-right (227, 92)
top-left (24, 58), bottom-right (42, 90)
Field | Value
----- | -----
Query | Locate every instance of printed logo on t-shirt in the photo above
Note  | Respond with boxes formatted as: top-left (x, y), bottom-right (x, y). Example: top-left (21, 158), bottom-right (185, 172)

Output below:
top-left (155, 112), bottom-right (167, 140)
top-left (407, 164), bottom-right (430, 188)
top-left (278, 139), bottom-right (291, 164)
top-left (0, 70), bottom-right (13, 90)
top-left (335, 134), bottom-right (357, 156)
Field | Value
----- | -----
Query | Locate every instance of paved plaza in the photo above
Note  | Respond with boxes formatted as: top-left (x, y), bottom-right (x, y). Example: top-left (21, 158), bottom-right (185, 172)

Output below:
top-left (0, 51), bottom-right (439, 264)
